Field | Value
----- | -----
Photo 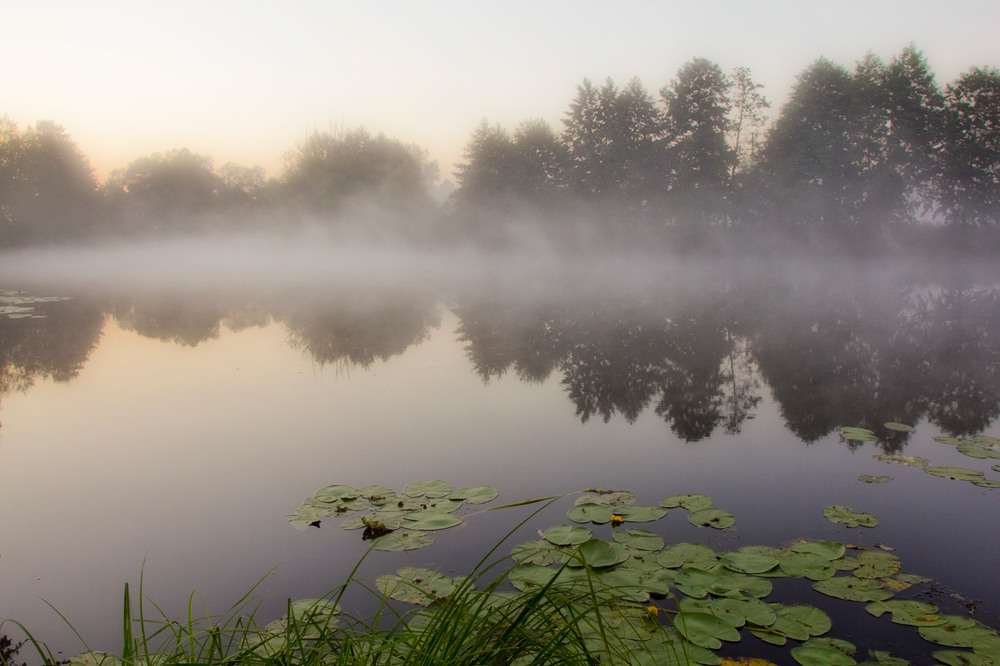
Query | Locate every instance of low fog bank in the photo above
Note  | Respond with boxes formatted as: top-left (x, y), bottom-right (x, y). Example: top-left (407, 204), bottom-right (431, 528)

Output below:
top-left (1, 221), bottom-right (996, 308)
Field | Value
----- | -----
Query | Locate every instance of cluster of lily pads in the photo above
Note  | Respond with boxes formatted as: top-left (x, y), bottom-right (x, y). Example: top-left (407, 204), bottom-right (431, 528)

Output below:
top-left (840, 424), bottom-right (1000, 489)
top-left (285, 482), bottom-right (1000, 665)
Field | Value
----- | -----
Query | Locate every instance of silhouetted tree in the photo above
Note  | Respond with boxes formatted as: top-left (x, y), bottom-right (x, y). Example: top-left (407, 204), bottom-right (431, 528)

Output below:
top-left (0, 118), bottom-right (99, 246)
top-left (727, 66), bottom-right (770, 184)
top-left (940, 67), bottom-right (1000, 225)
top-left (661, 58), bottom-right (734, 224)
top-left (453, 120), bottom-right (518, 211)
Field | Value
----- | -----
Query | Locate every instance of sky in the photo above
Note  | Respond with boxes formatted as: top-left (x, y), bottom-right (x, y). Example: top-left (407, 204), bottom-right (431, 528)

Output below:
top-left (3, 0), bottom-right (998, 184)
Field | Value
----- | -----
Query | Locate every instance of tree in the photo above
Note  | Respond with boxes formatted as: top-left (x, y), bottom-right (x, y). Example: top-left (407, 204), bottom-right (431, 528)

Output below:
top-left (661, 58), bottom-right (734, 223)
top-left (510, 118), bottom-right (567, 202)
top-left (727, 66), bottom-right (770, 183)
top-left (453, 119), bottom-right (517, 210)
top-left (940, 67), bottom-right (1000, 224)
top-left (0, 118), bottom-right (99, 246)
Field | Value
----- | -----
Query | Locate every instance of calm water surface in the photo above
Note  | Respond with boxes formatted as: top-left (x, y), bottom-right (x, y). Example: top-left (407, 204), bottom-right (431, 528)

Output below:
top-left (1, 248), bottom-right (999, 661)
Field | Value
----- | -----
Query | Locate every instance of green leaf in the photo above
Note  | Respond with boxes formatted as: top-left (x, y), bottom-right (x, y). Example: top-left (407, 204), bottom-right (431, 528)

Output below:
top-left (812, 576), bottom-right (892, 602)
top-left (852, 551), bottom-right (901, 579)
top-left (874, 454), bottom-right (930, 467)
top-left (710, 597), bottom-right (776, 628)
top-left (570, 538), bottom-right (631, 568)
top-left (661, 493), bottom-right (713, 511)
top-left (688, 508), bottom-right (735, 529)
top-left (778, 552), bottom-right (836, 580)
top-left (618, 505), bottom-right (669, 522)
top-left (974, 435), bottom-right (1000, 448)
top-left (883, 422), bottom-right (914, 432)
top-left (448, 485), bottom-right (498, 504)
top-left (576, 490), bottom-right (636, 508)
top-left (865, 600), bottom-right (946, 626)
top-left (792, 541), bottom-right (846, 561)
top-left (791, 645), bottom-right (857, 666)
top-left (933, 650), bottom-right (994, 665)
top-left (403, 512), bottom-right (463, 531)
top-left (403, 480), bottom-right (452, 498)
top-left (657, 543), bottom-right (719, 569)
top-left (567, 503), bottom-right (613, 524)
top-left (370, 529), bottom-right (433, 551)
top-left (780, 604), bottom-right (832, 637)
top-left (376, 567), bottom-right (454, 605)
top-left (858, 475), bottom-right (891, 483)
top-left (508, 563), bottom-right (558, 591)
top-left (314, 485), bottom-right (359, 502)
top-left (840, 427), bottom-right (877, 442)
top-left (823, 505), bottom-right (877, 528)
top-left (957, 442), bottom-right (1000, 459)
top-left (510, 539), bottom-right (571, 566)
top-left (612, 528), bottom-right (664, 551)
top-left (917, 615), bottom-right (977, 645)
top-left (720, 550), bottom-right (780, 574)
top-left (672, 612), bottom-right (741, 650)
top-left (358, 485), bottom-right (396, 500)
top-left (544, 524), bottom-right (593, 546)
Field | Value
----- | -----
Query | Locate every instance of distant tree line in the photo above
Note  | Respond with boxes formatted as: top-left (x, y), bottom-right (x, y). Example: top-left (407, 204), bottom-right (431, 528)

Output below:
top-left (1, 44), bottom-right (998, 249)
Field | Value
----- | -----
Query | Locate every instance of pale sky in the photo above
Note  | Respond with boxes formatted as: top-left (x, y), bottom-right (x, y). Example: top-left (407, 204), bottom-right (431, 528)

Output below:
top-left (3, 0), bottom-right (998, 183)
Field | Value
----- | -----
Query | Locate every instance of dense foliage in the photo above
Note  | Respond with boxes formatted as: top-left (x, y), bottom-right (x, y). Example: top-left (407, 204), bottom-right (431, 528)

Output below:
top-left (1, 45), bottom-right (998, 248)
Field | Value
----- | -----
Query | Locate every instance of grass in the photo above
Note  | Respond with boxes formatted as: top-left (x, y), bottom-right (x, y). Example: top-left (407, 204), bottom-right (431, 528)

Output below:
top-left (2, 496), bottom-right (693, 666)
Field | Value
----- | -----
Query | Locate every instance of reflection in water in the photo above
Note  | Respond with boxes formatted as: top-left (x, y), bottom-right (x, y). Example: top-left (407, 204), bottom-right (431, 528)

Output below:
top-left (2, 269), bottom-right (1000, 447)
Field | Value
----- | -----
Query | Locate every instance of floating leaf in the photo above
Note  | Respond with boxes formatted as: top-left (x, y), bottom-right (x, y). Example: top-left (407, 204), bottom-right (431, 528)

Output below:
top-left (720, 550), bottom-right (780, 574)
top-left (917, 615), bottom-right (978, 645)
top-left (971, 478), bottom-right (1000, 488)
top-left (314, 485), bottom-right (359, 502)
top-left (618, 505), bottom-right (669, 522)
top-left (924, 467), bottom-right (984, 481)
top-left (657, 543), bottom-right (719, 570)
top-left (883, 422), bottom-right (914, 432)
top-left (403, 512), bottom-right (463, 531)
top-left (711, 597), bottom-right (777, 628)
top-left (544, 524), bottom-right (593, 546)
top-left (874, 454), bottom-right (930, 467)
top-left (791, 541), bottom-right (846, 561)
top-left (862, 650), bottom-right (908, 665)
top-left (840, 427), bottom-right (877, 442)
top-left (823, 505), bottom-right (877, 528)
top-left (778, 552), bottom-right (836, 581)
top-left (689, 508), bottom-right (735, 529)
top-left (812, 576), bottom-right (891, 602)
top-left (779, 604), bottom-right (832, 637)
top-left (510, 540), bottom-right (571, 566)
top-left (852, 551), bottom-right (901, 579)
top-left (661, 494), bottom-right (713, 511)
top-left (613, 528), bottom-right (664, 552)
top-left (790, 645), bottom-right (856, 666)
top-left (858, 475), bottom-right (890, 483)
top-left (567, 503), bottom-right (613, 524)
top-left (673, 612), bottom-right (741, 650)
top-left (448, 485), bottom-right (498, 504)
top-left (933, 650), bottom-right (994, 665)
top-left (865, 600), bottom-right (946, 626)
top-left (576, 490), bottom-right (636, 508)
top-left (569, 539), bottom-right (631, 568)
top-left (370, 529), bottom-right (433, 551)
top-left (956, 442), bottom-right (1000, 459)
top-left (376, 567), bottom-right (454, 605)
top-left (934, 437), bottom-right (965, 445)
top-left (974, 435), bottom-right (1000, 448)
top-left (509, 563), bottom-right (557, 591)
top-left (403, 480), bottom-right (452, 498)
top-left (803, 637), bottom-right (856, 655)
top-left (709, 572), bottom-right (773, 599)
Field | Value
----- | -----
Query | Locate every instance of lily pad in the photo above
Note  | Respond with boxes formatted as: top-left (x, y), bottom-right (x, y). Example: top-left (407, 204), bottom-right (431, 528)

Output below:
top-left (778, 552), bottom-right (836, 580)
top-left (823, 505), bottom-right (878, 528)
top-left (567, 503), bottom-right (613, 524)
top-left (883, 422), bottom-right (915, 432)
top-left (917, 615), bottom-right (977, 645)
top-left (924, 467), bottom-right (984, 481)
top-left (510, 539), bottom-right (571, 566)
top-left (710, 597), bottom-right (777, 628)
top-left (874, 454), bottom-right (930, 467)
top-left (370, 529), bottom-right (433, 551)
top-left (613, 528), bottom-right (665, 552)
top-left (956, 442), bottom-right (1000, 459)
top-left (314, 485), bottom-right (359, 502)
top-left (812, 576), bottom-right (891, 602)
top-left (791, 541), bottom-right (847, 561)
top-left (575, 490), bottom-right (636, 508)
top-left (509, 563), bottom-right (558, 591)
top-left (934, 437), bottom-right (966, 445)
top-left (448, 485), bottom-right (498, 504)
top-left (618, 505), bottom-right (669, 522)
top-left (720, 550), bottom-right (780, 574)
top-left (403, 480), bottom-right (453, 498)
top-left (974, 435), bottom-right (1000, 448)
top-left (403, 512), bottom-right (463, 531)
top-left (866, 600), bottom-right (946, 627)
top-left (840, 427), bottom-right (877, 442)
top-left (673, 612), bottom-right (742, 650)
top-left (376, 567), bottom-right (454, 605)
top-left (657, 543), bottom-right (719, 570)
top-left (661, 493), bottom-right (713, 511)
top-left (569, 538), bottom-right (631, 568)
top-left (790, 645), bottom-right (856, 666)
top-left (544, 524), bottom-right (593, 546)
top-left (852, 551), bottom-right (901, 579)
top-left (933, 651), bottom-right (994, 666)
top-left (689, 508), bottom-right (735, 529)
top-left (858, 475), bottom-right (891, 483)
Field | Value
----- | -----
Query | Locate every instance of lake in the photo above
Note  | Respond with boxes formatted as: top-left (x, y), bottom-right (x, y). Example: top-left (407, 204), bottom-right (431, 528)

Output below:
top-left (1, 240), bottom-right (999, 663)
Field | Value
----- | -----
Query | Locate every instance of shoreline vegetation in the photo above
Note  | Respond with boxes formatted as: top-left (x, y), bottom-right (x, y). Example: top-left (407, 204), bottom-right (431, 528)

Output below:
top-left (4, 475), bottom-right (1000, 665)
top-left (2, 45), bottom-right (999, 253)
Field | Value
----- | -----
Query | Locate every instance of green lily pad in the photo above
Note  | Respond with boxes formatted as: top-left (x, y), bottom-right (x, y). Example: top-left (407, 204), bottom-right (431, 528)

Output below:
top-left (934, 437), bottom-right (966, 445)
top-left (403, 512), bottom-right (463, 531)
top-left (866, 600), bottom-right (946, 626)
top-left (403, 480), bottom-right (453, 498)
top-left (917, 615), bottom-right (978, 645)
top-left (924, 467), bottom-right (984, 481)
top-left (661, 493), bottom-right (713, 511)
top-left (569, 538), bottom-right (631, 568)
top-left (852, 551), bottom-right (901, 579)
top-left (874, 454), bottom-right (930, 467)
top-left (792, 541), bottom-right (847, 561)
top-left (957, 442), bottom-right (1000, 459)
top-left (974, 435), bottom-right (1000, 448)
top-left (720, 550), bottom-right (780, 574)
top-left (708, 571), bottom-right (773, 599)
top-left (862, 649), bottom-right (908, 665)
top-left (934, 650), bottom-right (994, 665)
top-left (618, 505), bottom-right (669, 522)
top-left (858, 475), bottom-right (891, 483)
top-left (688, 508), bottom-right (735, 529)
top-left (613, 528), bottom-right (665, 552)
top-left (544, 524), bottom-right (593, 546)
top-left (657, 543), bottom-right (719, 570)
top-left (803, 637), bottom-right (857, 655)
top-left (973, 633), bottom-right (1000, 658)
top-left (567, 503), bottom-right (613, 524)
top-left (376, 567), bottom-right (454, 605)
top-left (883, 422), bottom-right (915, 432)
top-left (508, 563), bottom-right (558, 591)
top-left (314, 485), bottom-right (359, 502)
top-left (710, 597), bottom-right (777, 628)
top-left (971, 478), bottom-right (1000, 488)
top-left (780, 604), bottom-right (832, 637)
top-left (358, 485), bottom-right (396, 500)
top-left (812, 576), bottom-right (891, 602)
top-left (824, 505), bottom-right (878, 528)
top-left (840, 427), bottom-right (877, 441)
top-left (510, 539), bottom-right (571, 566)
top-left (448, 485), bottom-right (498, 504)
top-left (370, 529), bottom-right (433, 551)
top-left (672, 612), bottom-right (741, 650)
top-left (778, 552), bottom-right (836, 580)
top-left (791, 645), bottom-right (857, 666)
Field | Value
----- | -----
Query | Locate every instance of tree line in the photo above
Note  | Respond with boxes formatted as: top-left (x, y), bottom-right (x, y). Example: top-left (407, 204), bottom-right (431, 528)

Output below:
top-left (1, 45), bottom-right (998, 249)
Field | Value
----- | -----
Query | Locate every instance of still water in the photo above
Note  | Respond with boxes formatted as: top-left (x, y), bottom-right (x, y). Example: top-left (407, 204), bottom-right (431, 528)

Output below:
top-left (1, 247), bottom-right (999, 661)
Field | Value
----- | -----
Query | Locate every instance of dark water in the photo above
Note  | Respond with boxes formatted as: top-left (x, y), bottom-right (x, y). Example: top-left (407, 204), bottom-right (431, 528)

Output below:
top-left (1, 245), bottom-right (999, 662)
